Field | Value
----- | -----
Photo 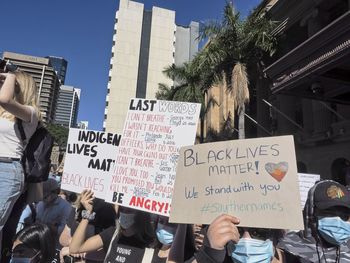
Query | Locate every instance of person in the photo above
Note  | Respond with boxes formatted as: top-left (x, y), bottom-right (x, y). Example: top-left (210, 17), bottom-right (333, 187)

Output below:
top-left (35, 178), bottom-right (72, 241)
top-left (10, 223), bottom-right (56, 263)
top-left (0, 67), bottom-right (40, 256)
top-left (59, 195), bottom-right (117, 262)
top-left (169, 214), bottom-right (285, 263)
top-left (69, 190), bottom-right (156, 262)
top-left (277, 180), bottom-right (350, 262)
top-left (151, 216), bottom-right (178, 262)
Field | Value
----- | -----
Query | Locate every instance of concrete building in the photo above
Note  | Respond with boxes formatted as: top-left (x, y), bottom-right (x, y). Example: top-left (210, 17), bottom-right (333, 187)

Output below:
top-left (262, 0), bottom-right (350, 181)
top-left (103, 0), bottom-right (199, 132)
top-left (54, 85), bottom-right (80, 128)
top-left (200, 0), bottom-right (350, 183)
top-left (2, 51), bottom-right (60, 123)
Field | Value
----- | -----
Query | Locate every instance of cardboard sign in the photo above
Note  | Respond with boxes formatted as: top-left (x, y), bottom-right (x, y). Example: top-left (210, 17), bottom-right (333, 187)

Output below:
top-left (169, 135), bottom-right (304, 230)
top-left (61, 128), bottom-right (121, 199)
top-left (298, 173), bottom-right (320, 209)
top-left (105, 98), bottom-right (201, 216)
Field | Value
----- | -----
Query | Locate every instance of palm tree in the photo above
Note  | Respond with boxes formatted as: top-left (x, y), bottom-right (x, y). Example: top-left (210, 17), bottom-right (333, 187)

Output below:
top-left (193, 2), bottom-right (278, 139)
top-left (156, 63), bottom-right (217, 143)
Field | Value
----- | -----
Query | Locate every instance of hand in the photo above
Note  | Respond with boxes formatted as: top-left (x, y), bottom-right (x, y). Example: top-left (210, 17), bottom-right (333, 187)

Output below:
top-left (193, 224), bottom-right (204, 250)
top-left (60, 247), bottom-right (70, 263)
top-left (206, 214), bottom-right (240, 250)
top-left (80, 189), bottom-right (94, 212)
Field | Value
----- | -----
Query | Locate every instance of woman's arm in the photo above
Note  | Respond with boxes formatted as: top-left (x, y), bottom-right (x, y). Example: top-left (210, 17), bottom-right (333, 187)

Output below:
top-left (0, 73), bottom-right (32, 122)
top-left (69, 219), bottom-right (104, 253)
top-left (69, 190), bottom-right (103, 254)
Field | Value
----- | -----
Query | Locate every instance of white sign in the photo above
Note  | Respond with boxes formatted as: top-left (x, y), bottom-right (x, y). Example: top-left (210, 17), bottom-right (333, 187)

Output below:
top-left (297, 173), bottom-right (320, 208)
top-left (105, 98), bottom-right (201, 216)
top-left (61, 128), bottom-right (121, 199)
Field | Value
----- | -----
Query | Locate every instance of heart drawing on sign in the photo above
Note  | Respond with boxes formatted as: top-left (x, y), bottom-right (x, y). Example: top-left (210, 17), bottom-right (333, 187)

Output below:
top-left (265, 162), bottom-right (289, 182)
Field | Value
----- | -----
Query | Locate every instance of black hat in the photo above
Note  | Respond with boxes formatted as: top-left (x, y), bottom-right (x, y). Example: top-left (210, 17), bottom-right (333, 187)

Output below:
top-left (314, 180), bottom-right (350, 210)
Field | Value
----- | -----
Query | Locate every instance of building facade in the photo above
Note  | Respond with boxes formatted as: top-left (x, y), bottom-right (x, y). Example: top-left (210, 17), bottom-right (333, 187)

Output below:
top-left (47, 56), bottom-right (68, 85)
top-left (103, 0), bottom-right (199, 132)
top-left (262, 0), bottom-right (350, 181)
top-left (2, 51), bottom-right (61, 123)
top-left (54, 85), bottom-right (80, 128)
top-left (77, 121), bottom-right (89, 130)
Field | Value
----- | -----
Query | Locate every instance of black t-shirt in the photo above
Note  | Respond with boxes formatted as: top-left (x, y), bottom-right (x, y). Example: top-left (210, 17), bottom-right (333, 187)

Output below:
top-left (99, 226), bottom-right (154, 263)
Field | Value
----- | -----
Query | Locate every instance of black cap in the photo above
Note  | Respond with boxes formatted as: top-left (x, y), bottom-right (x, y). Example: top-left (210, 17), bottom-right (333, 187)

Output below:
top-left (314, 181), bottom-right (350, 210)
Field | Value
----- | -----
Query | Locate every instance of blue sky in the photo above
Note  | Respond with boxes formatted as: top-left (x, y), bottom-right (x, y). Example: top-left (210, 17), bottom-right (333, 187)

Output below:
top-left (1, 0), bottom-right (260, 130)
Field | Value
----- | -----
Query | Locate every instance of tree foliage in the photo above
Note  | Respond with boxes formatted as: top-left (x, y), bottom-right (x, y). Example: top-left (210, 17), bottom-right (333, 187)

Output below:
top-left (46, 123), bottom-right (69, 149)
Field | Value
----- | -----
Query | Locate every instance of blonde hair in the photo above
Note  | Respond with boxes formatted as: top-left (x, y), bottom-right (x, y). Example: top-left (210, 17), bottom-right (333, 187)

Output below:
top-left (0, 71), bottom-right (41, 121)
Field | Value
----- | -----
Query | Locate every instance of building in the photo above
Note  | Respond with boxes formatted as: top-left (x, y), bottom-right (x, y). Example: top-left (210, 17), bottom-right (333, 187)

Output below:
top-left (103, 0), bottom-right (199, 132)
top-left (77, 121), bottom-right (89, 130)
top-left (262, 0), bottom-right (350, 181)
top-left (2, 51), bottom-right (60, 123)
top-left (54, 85), bottom-right (80, 128)
top-left (47, 56), bottom-right (68, 85)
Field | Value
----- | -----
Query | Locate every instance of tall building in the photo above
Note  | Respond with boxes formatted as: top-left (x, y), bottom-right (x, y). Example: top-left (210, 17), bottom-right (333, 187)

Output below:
top-left (103, 0), bottom-right (199, 132)
top-left (2, 51), bottom-right (60, 123)
top-left (54, 85), bottom-right (80, 128)
top-left (47, 56), bottom-right (68, 85)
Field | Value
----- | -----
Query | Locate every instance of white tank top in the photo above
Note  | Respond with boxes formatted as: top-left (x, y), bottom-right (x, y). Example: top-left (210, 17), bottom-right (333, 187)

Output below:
top-left (0, 107), bottom-right (38, 158)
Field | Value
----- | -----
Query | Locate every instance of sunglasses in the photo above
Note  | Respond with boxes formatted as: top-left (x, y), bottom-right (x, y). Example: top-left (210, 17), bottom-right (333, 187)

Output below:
top-left (238, 227), bottom-right (274, 241)
top-left (0, 59), bottom-right (18, 73)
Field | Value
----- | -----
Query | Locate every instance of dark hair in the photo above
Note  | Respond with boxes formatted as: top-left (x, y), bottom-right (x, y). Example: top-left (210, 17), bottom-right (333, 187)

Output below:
top-left (15, 223), bottom-right (56, 262)
top-left (129, 210), bottom-right (156, 246)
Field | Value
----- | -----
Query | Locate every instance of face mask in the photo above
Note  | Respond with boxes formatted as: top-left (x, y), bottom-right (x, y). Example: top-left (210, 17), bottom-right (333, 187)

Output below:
top-left (231, 238), bottom-right (274, 263)
top-left (318, 217), bottom-right (350, 245)
top-left (156, 223), bottom-right (175, 245)
top-left (119, 212), bottom-right (135, 229)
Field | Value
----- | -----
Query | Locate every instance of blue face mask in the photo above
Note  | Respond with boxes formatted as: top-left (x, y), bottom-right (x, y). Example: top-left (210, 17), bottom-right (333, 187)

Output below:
top-left (156, 223), bottom-right (175, 245)
top-left (318, 217), bottom-right (350, 245)
top-left (231, 238), bottom-right (274, 263)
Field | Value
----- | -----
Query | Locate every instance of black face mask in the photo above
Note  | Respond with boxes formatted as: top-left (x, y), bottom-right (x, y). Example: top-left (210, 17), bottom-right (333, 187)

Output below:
top-left (10, 244), bottom-right (41, 263)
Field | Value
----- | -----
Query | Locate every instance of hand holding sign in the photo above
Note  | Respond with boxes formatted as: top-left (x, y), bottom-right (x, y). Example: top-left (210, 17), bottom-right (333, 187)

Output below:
top-left (207, 214), bottom-right (240, 250)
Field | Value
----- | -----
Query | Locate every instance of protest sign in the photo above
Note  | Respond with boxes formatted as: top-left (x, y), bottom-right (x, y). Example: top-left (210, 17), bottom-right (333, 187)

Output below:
top-left (298, 173), bottom-right (320, 208)
top-left (169, 135), bottom-right (304, 230)
top-left (61, 128), bottom-right (121, 199)
top-left (105, 98), bottom-right (201, 216)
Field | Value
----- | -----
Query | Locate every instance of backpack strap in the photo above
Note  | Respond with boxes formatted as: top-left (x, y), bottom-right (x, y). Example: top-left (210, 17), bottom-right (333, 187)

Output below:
top-left (141, 248), bottom-right (154, 263)
top-left (17, 119), bottom-right (26, 141)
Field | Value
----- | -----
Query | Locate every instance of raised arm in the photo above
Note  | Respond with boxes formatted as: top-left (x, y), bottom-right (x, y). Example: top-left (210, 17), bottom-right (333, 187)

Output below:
top-left (69, 190), bottom-right (103, 253)
top-left (0, 72), bottom-right (33, 122)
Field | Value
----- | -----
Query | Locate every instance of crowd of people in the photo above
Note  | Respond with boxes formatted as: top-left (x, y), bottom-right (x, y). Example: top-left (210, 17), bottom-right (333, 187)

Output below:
top-left (2, 64), bottom-right (350, 263)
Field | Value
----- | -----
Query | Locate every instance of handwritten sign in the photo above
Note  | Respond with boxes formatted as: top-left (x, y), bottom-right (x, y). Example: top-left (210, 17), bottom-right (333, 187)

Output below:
top-left (298, 173), bottom-right (320, 209)
top-left (105, 98), bottom-right (201, 216)
top-left (169, 135), bottom-right (304, 230)
top-left (61, 128), bottom-right (121, 199)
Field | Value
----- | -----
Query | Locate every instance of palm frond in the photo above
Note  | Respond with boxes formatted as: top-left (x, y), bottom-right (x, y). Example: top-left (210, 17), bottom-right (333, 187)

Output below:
top-left (230, 62), bottom-right (249, 110)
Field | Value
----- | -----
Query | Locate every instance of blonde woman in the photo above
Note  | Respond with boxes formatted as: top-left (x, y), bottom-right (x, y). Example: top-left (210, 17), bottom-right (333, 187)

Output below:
top-left (0, 69), bottom-right (40, 253)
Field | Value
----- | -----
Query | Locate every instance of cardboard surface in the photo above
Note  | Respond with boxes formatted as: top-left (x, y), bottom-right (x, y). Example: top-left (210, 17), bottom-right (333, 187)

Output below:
top-left (169, 135), bottom-right (304, 230)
